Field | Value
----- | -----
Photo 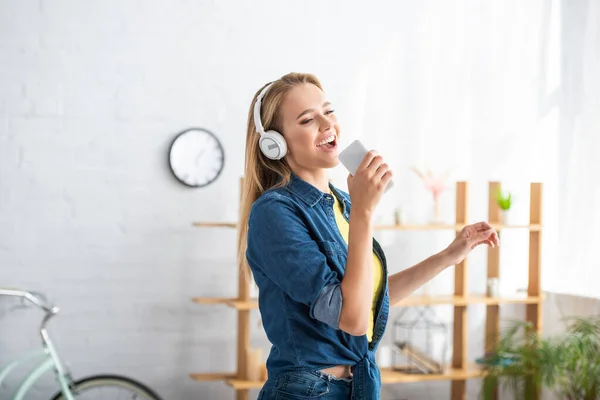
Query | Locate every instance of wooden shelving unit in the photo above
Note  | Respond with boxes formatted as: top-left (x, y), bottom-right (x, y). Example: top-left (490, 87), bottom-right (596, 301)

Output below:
top-left (190, 180), bottom-right (543, 400)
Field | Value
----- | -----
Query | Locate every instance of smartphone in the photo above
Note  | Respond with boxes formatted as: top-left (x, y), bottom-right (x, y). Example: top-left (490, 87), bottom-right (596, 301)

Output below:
top-left (338, 139), bottom-right (394, 193)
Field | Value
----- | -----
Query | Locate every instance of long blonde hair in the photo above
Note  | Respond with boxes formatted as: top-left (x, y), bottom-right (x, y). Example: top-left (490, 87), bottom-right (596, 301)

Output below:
top-left (237, 72), bottom-right (324, 279)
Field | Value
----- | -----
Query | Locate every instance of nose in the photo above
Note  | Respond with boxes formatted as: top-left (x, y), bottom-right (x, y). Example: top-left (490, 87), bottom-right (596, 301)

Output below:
top-left (318, 114), bottom-right (334, 132)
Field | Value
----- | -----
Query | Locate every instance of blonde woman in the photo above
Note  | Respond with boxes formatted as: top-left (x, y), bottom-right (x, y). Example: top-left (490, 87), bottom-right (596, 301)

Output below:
top-left (238, 73), bottom-right (499, 400)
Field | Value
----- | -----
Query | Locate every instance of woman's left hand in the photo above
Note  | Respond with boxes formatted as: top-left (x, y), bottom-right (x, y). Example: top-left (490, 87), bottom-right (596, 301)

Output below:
top-left (442, 221), bottom-right (500, 266)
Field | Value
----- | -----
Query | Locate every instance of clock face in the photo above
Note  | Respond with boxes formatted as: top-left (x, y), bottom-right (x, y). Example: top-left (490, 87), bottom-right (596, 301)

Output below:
top-left (169, 128), bottom-right (225, 188)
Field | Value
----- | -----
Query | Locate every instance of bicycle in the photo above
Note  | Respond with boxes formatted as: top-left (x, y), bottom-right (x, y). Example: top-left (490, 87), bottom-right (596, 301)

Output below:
top-left (0, 288), bottom-right (164, 400)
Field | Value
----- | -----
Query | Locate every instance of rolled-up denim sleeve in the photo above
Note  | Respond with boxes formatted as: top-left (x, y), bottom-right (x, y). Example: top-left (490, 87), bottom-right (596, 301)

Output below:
top-left (246, 194), bottom-right (342, 329)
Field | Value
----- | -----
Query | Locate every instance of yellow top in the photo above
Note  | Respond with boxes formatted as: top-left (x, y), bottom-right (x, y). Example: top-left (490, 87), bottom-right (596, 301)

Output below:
top-left (331, 193), bottom-right (384, 342)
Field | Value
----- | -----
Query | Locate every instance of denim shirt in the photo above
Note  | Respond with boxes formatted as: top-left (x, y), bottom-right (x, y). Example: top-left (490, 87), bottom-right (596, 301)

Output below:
top-left (246, 173), bottom-right (390, 399)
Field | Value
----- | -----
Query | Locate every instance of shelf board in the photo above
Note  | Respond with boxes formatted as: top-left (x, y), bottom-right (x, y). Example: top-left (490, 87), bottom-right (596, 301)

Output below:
top-left (192, 222), bottom-right (237, 228)
top-left (192, 297), bottom-right (237, 305)
top-left (191, 297), bottom-right (259, 309)
top-left (192, 222), bottom-right (542, 231)
top-left (222, 365), bottom-right (484, 390)
top-left (375, 223), bottom-right (541, 231)
top-left (190, 372), bottom-right (236, 382)
top-left (192, 294), bottom-right (543, 309)
top-left (226, 378), bottom-right (264, 390)
top-left (375, 224), bottom-right (461, 231)
top-left (396, 294), bottom-right (544, 307)
top-left (492, 223), bottom-right (541, 231)
top-left (380, 365), bottom-right (483, 384)
top-left (228, 300), bottom-right (258, 310)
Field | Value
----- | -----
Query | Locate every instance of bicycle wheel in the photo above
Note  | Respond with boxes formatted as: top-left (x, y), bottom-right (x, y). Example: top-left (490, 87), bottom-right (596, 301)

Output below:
top-left (50, 374), bottom-right (162, 400)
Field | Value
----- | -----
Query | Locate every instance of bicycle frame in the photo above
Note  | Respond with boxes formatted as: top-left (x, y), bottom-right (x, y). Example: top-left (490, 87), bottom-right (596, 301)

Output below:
top-left (0, 289), bottom-right (75, 400)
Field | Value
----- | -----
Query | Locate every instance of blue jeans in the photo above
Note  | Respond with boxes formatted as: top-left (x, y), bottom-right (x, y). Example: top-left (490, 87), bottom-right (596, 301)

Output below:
top-left (257, 370), bottom-right (352, 400)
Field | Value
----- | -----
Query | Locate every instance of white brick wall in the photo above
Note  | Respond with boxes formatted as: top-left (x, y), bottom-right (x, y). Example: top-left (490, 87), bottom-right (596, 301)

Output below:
top-left (0, 1), bottom-right (559, 399)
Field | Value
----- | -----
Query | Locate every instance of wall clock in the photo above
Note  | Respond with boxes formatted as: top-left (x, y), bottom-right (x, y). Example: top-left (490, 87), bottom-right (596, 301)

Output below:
top-left (168, 127), bottom-right (225, 188)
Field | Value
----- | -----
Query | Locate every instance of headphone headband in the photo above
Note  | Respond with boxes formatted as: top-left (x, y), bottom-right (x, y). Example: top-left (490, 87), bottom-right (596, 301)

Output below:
top-left (253, 82), bottom-right (275, 136)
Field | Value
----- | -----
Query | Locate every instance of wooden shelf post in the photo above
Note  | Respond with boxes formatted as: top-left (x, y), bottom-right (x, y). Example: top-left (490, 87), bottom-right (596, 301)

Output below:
top-left (451, 182), bottom-right (469, 400)
top-left (485, 182), bottom-right (502, 400)
top-left (525, 182), bottom-right (543, 400)
top-left (526, 183), bottom-right (543, 331)
top-left (236, 177), bottom-right (250, 400)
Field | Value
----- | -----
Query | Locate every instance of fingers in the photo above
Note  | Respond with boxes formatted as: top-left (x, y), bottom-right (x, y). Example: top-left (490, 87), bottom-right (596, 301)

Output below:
top-left (354, 150), bottom-right (392, 192)
top-left (471, 238), bottom-right (495, 250)
top-left (476, 223), bottom-right (499, 245)
top-left (483, 238), bottom-right (494, 248)
top-left (374, 162), bottom-right (390, 180)
top-left (479, 229), bottom-right (495, 242)
top-left (480, 227), bottom-right (500, 247)
top-left (372, 158), bottom-right (393, 193)
top-left (466, 221), bottom-right (499, 246)
top-left (473, 221), bottom-right (494, 232)
top-left (461, 221), bottom-right (500, 252)
top-left (381, 169), bottom-right (393, 186)
top-left (490, 232), bottom-right (499, 247)
top-left (358, 151), bottom-right (388, 178)
top-left (357, 150), bottom-right (379, 173)
top-left (464, 228), bottom-right (496, 250)
top-left (367, 155), bottom-right (385, 177)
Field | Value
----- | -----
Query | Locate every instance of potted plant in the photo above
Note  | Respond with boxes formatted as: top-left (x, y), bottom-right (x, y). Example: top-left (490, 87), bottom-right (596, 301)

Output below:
top-left (478, 320), bottom-right (558, 400)
top-left (479, 316), bottom-right (600, 400)
top-left (553, 316), bottom-right (600, 399)
top-left (495, 190), bottom-right (512, 225)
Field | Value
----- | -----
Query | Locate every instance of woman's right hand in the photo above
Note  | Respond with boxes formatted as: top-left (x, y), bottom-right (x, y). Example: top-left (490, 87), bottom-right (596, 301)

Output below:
top-left (347, 150), bottom-right (393, 218)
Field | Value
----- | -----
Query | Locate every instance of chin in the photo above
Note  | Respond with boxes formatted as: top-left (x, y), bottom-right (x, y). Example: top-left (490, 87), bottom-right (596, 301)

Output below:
top-left (322, 157), bottom-right (340, 169)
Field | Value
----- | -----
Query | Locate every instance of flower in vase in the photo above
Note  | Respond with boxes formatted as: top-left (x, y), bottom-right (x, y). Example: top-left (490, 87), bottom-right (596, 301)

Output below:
top-left (411, 167), bottom-right (451, 223)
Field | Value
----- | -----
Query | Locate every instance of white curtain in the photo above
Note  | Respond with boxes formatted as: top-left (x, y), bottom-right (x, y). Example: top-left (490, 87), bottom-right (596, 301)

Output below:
top-left (552, 0), bottom-right (600, 298)
top-left (325, 0), bottom-right (597, 300)
top-left (328, 0), bottom-right (562, 300)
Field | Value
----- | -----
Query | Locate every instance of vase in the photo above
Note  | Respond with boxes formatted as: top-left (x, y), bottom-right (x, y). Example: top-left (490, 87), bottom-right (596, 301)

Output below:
top-left (394, 207), bottom-right (406, 225)
top-left (502, 210), bottom-right (511, 226)
top-left (487, 278), bottom-right (500, 297)
top-left (432, 196), bottom-right (442, 224)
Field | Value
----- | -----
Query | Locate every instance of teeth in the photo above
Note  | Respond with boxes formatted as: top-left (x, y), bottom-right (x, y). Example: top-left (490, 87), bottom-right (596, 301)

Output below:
top-left (317, 135), bottom-right (336, 146)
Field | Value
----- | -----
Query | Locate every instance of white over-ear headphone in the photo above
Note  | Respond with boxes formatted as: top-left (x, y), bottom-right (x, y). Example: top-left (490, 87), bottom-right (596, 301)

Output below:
top-left (253, 82), bottom-right (288, 160)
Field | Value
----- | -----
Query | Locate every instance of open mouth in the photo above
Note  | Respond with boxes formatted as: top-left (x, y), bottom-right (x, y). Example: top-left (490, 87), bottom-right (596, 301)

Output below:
top-left (316, 135), bottom-right (337, 150)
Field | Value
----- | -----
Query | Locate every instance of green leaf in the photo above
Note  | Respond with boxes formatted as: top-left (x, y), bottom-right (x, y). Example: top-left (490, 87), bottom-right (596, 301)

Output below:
top-left (495, 189), bottom-right (512, 211)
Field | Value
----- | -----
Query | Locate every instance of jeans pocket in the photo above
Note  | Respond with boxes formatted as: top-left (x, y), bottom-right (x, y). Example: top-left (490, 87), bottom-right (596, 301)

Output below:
top-left (275, 371), bottom-right (330, 399)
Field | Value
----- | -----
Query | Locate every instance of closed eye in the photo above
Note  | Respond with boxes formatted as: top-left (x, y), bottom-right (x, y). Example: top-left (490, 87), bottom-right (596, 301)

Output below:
top-left (300, 110), bottom-right (335, 125)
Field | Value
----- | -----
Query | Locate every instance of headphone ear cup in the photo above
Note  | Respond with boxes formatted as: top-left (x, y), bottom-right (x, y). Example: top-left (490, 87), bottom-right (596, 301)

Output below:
top-left (259, 130), bottom-right (288, 160)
